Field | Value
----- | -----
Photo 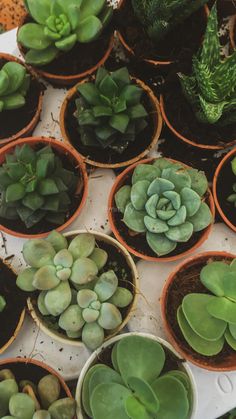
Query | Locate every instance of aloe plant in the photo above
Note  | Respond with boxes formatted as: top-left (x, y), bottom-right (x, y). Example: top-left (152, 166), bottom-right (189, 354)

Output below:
top-left (17, 231), bottom-right (133, 350)
top-left (75, 67), bottom-right (148, 154)
top-left (131, 0), bottom-right (208, 43)
top-left (0, 143), bottom-right (78, 229)
top-left (0, 295), bottom-right (6, 312)
top-left (0, 368), bottom-right (76, 418)
top-left (0, 62), bottom-right (30, 112)
top-left (115, 158), bottom-right (212, 256)
top-left (17, 0), bottom-right (113, 66)
top-left (227, 157), bottom-right (236, 207)
top-left (178, 5), bottom-right (236, 126)
top-left (177, 258), bottom-right (236, 356)
top-left (82, 335), bottom-right (192, 419)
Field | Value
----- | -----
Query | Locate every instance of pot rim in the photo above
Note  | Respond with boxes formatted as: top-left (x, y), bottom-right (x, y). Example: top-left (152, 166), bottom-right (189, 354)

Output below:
top-left (229, 14), bottom-right (236, 50)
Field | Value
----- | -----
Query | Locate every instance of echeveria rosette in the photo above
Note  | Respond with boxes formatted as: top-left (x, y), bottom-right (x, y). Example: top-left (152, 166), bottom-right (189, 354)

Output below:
top-left (177, 258), bottom-right (236, 356)
top-left (75, 67), bottom-right (148, 154)
top-left (227, 157), bottom-right (236, 207)
top-left (178, 5), bottom-right (236, 127)
top-left (0, 144), bottom-right (78, 228)
top-left (115, 158), bottom-right (212, 257)
top-left (18, 0), bottom-right (113, 66)
top-left (0, 62), bottom-right (30, 112)
top-left (82, 335), bottom-right (192, 419)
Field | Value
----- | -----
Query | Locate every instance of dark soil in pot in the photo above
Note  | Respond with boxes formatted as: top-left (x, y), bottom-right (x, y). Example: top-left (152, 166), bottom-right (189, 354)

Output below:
top-left (216, 156), bottom-right (236, 227)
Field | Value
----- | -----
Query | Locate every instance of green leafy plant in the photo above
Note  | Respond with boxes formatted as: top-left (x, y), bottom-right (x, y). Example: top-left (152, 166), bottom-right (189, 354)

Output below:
top-left (81, 335), bottom-right (192, 419)
top-left (0, 62), bottom-right (30, 112)
top-left (177, 258), bottom-right (236, 356)
top-left (0, 295), bottom-right (6, 312)
top-left (75, 67), bottom-right (148, 154)
top-left (131, 0), bottom-right (208, 43)
top-left (115, 158), bottom-right (212, 256)
top-left (178, 5), bottom-right (236, 126)
top-left (0, 368), bottom-right (76, 418)
top-left (17, 231), bottom-right (133, 350)
top-left (0, 143), bottom-right (78, 229)
top-left (17, 0), bottom-right (113, 66)
top-left (227, 157), bottom-right (236, 206)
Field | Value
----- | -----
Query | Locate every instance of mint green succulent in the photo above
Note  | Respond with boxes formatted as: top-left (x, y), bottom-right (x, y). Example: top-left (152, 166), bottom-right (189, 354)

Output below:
top-left (0, 369), bottom-right (75, 418)
top-left (227, 157), bottom-right (236, 207)
top-left (18, 0), bottom-right (113, 66)
top-left (82, 335), bottom-right (192, 419)
top-left (178, 5), bottom-right (236, 126)
top-left (17, 231), bottom-right (133, 350)
top-left (115, 158), bottom-right (212, 256)
top-left (0, 295), bottom-right (6, 312)
top-left (177, 258), bottom-right (236, 356)
top-left (0, 62), bottom-right (30, 112)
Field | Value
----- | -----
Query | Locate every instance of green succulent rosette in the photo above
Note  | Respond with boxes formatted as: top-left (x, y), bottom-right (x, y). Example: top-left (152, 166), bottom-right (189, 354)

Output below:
top-left (227, 157), bottom-right (236, 207)
top-left (0, 62), bottom-right (30, 112)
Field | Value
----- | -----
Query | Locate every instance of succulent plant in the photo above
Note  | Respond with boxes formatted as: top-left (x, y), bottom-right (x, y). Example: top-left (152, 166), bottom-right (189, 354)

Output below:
top-left (0, 143), bottom-right (78, 228)
top-left (0, 295), bottom-right (6, 312)
top-left (18, 0), bottom-right (113, 66)
top-left (177, 258), bottom-right (236, 356)
top-left (131, 0), bottom-right (208, 43)
top-left (17, 231), bottom-right (133, 350)
top-left (115, 158), bottom-right (212, 256)
top-left (227, 157), bottom-right (236, 207)
top-left (0, 61), bottom-right (30, 112)
top-left (0, 368), bottom-right (76, 418)
top-left (75, 67), bottom-right (148, 154)
top-left (178, 5), bottom-right (236, 126)
top-left (82, 335), bottom-right (192, 419)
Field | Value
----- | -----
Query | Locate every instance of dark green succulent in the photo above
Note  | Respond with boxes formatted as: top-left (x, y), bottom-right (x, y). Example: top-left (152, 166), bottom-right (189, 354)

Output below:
top-left (0, 144), bottom-right (78, 228)
top-left (0, 62), bottom-right (30, 112)
top-left (227, 157), bottom-right (236, 207)
top-left (0, 295), bottom-right (6, 312)
top-left (178, 5), bottom-right (236, 126)
top-left (75, 67), bottom-right (148, 154)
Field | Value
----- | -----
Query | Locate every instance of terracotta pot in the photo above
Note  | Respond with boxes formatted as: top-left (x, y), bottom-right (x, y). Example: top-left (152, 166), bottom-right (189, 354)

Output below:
top-left (213, 147), bottom-right (236, 232)
top-left (60, 77), bottom-right (162, 169)
top-left (75, 332), bottom-right (198, 419)
top-left (27, 229), bottom-right (139, 348)
top-left (17, 13), bottom-right (114, 86)
top-left (0, 137), bottom-right (88, 238)
top-left (161, 251), bottom-right (236, 371)
top-left (108, 157), bottom-right (215, 262)
top-left (230, 14), bottom-right (236, 50)
top-left (0, 53), bottom-right (43, 147)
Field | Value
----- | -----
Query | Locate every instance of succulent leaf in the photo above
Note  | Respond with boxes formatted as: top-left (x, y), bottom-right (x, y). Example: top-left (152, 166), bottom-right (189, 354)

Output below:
top-left (38, 375), bottom-right (60, 409)
top-left (44, 280), bottom-right (71, 316)
top-left (82, 322), bottom-right (104, 350)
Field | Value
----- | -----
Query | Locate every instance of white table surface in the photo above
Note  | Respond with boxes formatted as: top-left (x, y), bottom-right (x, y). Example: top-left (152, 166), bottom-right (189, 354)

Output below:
top-left (0, 28), bottom-right (236, 419)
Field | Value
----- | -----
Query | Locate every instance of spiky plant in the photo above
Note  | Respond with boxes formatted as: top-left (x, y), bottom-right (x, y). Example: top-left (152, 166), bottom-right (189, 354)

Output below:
top-left (178, 5), bottom-right (236, 126)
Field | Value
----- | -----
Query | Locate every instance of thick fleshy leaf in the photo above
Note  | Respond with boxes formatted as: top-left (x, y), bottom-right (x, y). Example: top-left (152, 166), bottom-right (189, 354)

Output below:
top-left (129, 104), bottom-right (148, 119)
top-left (55, 34), bottom-right (77, 52)
top-left (162, 168), bottom-right (191, 192)
top-left (54, 249), bottom-right (73, 268)
top-left (2, 93), bottom-right (26, 110)
top-left (83, 308), bottom-right (100, 323)
top-left (27, 0), bottom-right (51, 24)
top-left (91, 383), bottom-right (131, 419)
top-left (90, 248), bottom-right (108, 270)
top-left (38, 374), bottom-right (60, 409)
top-left (68, 233), bottom-right (95, 259)
top-left (165, 222), bottom-right (193, 243)
top-left (156, 209), bottom-right (176, 221)
top-left (108, 287), bottom-right (133, 308)
top-left (2, 62), bottom-right (26, 94)
top-left (94, 270), bottom-right (118, 301)
top-left (222, 272), bottom-right (236, 301)
top-left (207, 296), bottom-right (236, 324)
top-left (6, 182), bottom-right (25, 202)
top-left (200, 261), bottom-right (229, 297)
top-left (77, 16), bottom-right (102, 42)
top-left (188, 202), bottom-right (212, 232)
top-left (78, 83), bottom-right (100, 105)
top-left (187, 168), bottom-right (208, 196)
top-left (77, 289), bottom-right (98, 308)
top-left (225, 327), bottom-right (236, 350)
top-left (46, 231), bottom-right (68, 252)
top-left (0, 70), bottom-right (9, 95)
top-left (115, 186), bottom-right (131, 214)
top-left (180, 187), bottom-right (201, 216)
top-left (163, 190), bottom-right (181, 210)
top-left (48, 398), bottom-right (76, 419)
top-left (167, 206), bottom-right (187, 226)
top-left (89, 365), bottom-right (123, 401)
top-left (16, 267), bottom-right (37, 291)
top-left (82, 365), bottom-right (104, 417)
top-left (23, 192), bottom-right (44, 211)
top-left (18, 23), bottom-right (52, 50)
top-left (125, 395), bottom-right (152, 419)
top-left (59, 305), bottom-right (84, 332)
top-left (32, 410), bottom-right (51, 419)
top-left (70, 257), bottom-right (98, 284)
top-left (131, 180), bottom-right (150, 210)
top-left (110, 67), bottom-right (130, 89)
top-left (145, 194), bottom-right (158, 218)
top-left (146, 232), bottom-right (176, 256)
top-left (98, 302), bottom-right (122, 329)
top-left (127, 377), bottom-right (159, 415)
top-left (109, 114), bottom-right (130, 134)
top-left (23, 239), bottom-right (55, 268)
top-left (123, 203), bottom-right (146, 232)
top-left (25, 46), bottom-right (59, 66)
top-left (37, 291), bottom-right (50, 315)
top-left (44, 280), bottom-right (71, 316)
top-left (33, 265), bottom-right (60, 290)
top-left (144, 216), bottom-right (168, 234)
top-left (82, 322), bottom-right (105, 350)
top-left (229, 323), bottom-right (236, 339)
top-left (147, 178), bottom-right (174, 196)
top-left (9, 393), bottom-right (35, 419)
top-left (0, 379), bottom-right (18, 417)
top-left (132, 165), bottom-right (160, 184)
top-left (164, 370), bottom-right (191, 395)
top-left (120, 85), bottom-right (142, 106)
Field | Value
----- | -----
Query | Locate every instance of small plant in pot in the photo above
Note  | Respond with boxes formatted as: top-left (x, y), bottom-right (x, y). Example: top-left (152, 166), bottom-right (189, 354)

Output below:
top-left (76, 333), bottom-right (196, 419)
top-left (108, 157), bottom-right (214, 262)
top-left (17, 230), bottom-right (138, 350)
top-left (0, 137), bottom-right (88, 238)
top-left (17, 0), bottom-right (115, 85)
top-left (0, 53), bottom-right (43, 147)
top-left (60, 66), bottom-right (162, 169)
top-left (161, 4), bottom-right (236, 150)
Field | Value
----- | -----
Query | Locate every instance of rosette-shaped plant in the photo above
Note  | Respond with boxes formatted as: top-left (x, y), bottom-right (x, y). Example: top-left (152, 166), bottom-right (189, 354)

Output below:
top-left (115, 158), bottom-right (212, 256)
top-left (0, 62), bottom-right (30, 112)
top-left (75, 67), bottom-right (148, 154)
top-left (0, 144), bottom-right (78, 228)
top-left (82, 335), bottom-right (192, 419)
top-left (18, 0), bottom-right (113, 66)
top-left (0, 295), bottom-right (6, 312)
top-left (0, 369), bottom-right (76, 418)
top-left (227, 157), bottom-right (236, 206)
top-left (177, 259), bottom-right (236, 356)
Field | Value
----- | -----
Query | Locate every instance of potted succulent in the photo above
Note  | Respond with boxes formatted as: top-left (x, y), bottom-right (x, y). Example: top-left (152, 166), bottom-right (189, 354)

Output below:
top-left (0, 53), bottom-right (43, 147)
top-left (17, 0), bottom-right (115, 85)
top-left (0, 137), bottom-right (88, 238)
top-left (116, 0), bottom-right (209, 68)
top-left (0, 258), bottom-right (26, 355)
top-left (108, 157), bottom-right (214, 262)
top-left (75, 333), bottom-right (197, 419)
top-left (0, 357), bottom-right (76, 418)
top-left (161, 251), bottom-right (236, 371)
top-left (160, 5), bottom-right (236, 150)
top-left (213, 147), bottom-right (236, 232)
top-left (17, 230), bottom-right (138, 350)
top-left (60, 66), bottom-right (162, 169)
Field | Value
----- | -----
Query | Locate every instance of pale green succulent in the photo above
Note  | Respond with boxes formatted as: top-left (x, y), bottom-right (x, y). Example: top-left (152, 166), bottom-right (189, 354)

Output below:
top-left (0, 295), bottom-right (6, 312)
top-left (115, 158), bottom-right (213, 256)
top-left (0, 61), bottom-right (30, 112)
top-left (227, 157), bottom-right (236, 207)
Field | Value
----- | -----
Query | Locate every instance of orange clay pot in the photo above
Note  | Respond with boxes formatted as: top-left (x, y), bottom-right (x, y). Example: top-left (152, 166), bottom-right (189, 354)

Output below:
top-left (60, 77), bottom-right (162, 169)
top-left (230, 14), bottom-right (236, 50)
top-left (161, 251), bottom-right (236, 371)
top-left (0, 136), bottom-right (88, 239)
top-left (108, 157), bottom-right (215, 262)
top-left (213, 147), bottom-right (236, 232)
top-left (0, 53), bottom-right (43, 147)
